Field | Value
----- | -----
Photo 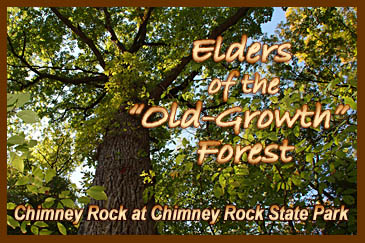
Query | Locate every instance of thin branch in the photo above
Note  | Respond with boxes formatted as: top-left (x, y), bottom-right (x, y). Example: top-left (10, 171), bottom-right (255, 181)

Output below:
top-left (50, 7), bottom-right (106, 69)
top-left (209, 225), bottom-right (215, 235)
top-left (57, 92), bottom-right (107, 121)
top-left (82, 92), bottom-right (107, 116)
top-left (38, 150), bottom-right (54, 169)
top-left (54, 137), bottom-right (66, 167)
top-left (308, 182), bottom-right (335, 201)
top-left (102, 7), bottom-right (127, 52)
top-left (57, 157), bottom-right (72, 174)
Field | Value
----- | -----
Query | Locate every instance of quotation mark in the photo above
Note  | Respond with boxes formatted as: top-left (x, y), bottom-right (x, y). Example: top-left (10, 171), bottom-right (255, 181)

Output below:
top-left (335, 104), bottom-right (350, 115)
top-left (129, 104), bottom-right (145, 115)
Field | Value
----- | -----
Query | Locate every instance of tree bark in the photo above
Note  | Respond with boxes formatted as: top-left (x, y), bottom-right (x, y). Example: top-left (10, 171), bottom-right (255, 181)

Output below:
top-left (78, 110), bottom-right (156, 234)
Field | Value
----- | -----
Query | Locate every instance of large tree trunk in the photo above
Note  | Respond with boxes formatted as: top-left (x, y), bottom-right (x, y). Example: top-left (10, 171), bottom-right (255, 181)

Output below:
top-left (78, 110), bottom-right (157, 234)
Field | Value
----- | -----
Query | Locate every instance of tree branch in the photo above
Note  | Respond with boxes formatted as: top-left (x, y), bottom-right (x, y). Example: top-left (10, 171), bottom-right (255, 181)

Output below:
top-left (20, 76), bottom-right (44, 90)
top-left (57, 92), bottom-right (107, 121)
top-left (102, 7), bottom-right (127, 52)
top-left (8, 63), bottom-right (104, 75)
top-left (129, 7), bottom-right (154, 53)
top-left (50, 7), bottom-right (106, 69)
top-left (208, 8), bottom-right (250, 39)
top-left (150, 7), bottom-right (250, 101)
top-left (168, 70), bottom-right (200, 98)
top-left (7, 35), bottom-right (108, 89)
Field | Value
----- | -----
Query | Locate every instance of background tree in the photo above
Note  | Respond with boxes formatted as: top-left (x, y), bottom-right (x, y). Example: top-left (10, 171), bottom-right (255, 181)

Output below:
top-left (7, 7), bottom-right (356, 235)
top-left (7, 93), bottom-right (79, 235)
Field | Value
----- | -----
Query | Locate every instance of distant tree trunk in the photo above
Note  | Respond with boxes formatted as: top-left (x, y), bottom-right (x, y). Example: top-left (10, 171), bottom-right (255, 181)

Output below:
top-left (78, 110), bottom-right (156, 234)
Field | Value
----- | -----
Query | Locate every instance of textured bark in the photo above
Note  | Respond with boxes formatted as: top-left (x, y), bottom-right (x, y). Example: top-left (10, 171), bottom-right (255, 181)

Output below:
top-left (78, 111), bottom-right (156, 234)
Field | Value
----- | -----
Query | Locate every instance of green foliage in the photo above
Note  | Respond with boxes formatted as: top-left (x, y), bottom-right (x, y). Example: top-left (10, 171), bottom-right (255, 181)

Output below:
top-left (7, 7), bottom-right (357, 235)
top-left (86, 186), bottom-right (108, 200)
top-left (57, 222), bottom-right (67, 235)
top-left (7, 93), bottom-right (81, 235)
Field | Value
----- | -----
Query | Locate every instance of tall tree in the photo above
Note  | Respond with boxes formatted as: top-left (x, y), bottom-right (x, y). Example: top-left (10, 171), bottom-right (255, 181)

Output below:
top-left (7, 7), bottom-right (273, 234)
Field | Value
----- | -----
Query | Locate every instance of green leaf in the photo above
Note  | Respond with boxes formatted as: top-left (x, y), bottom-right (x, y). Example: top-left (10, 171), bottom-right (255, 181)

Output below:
top-left (28, 139), bottom-right (37, 147)
top-left (185, 162), bottom-right (193, 172)
top-left (271, 96), bottom-right (278, 104)
top-left (31, 225), bottom-right (39, 235)
top-left (227, 97), bottom-right (237, 104)
top-left (336, 150), bottom-right (347, 159)
top-left (33, 177), bottom-right (43, 187)
top-left (182, 138), bottom-right (189, 146)
top-left (45, 168), bottom-right (56, 183)
top-left (7, 215), bottom-right (20, 229)
top-left (211, 172), bottom-right (219, 182)
top-left (20, 221), bottom-right (27, 234)
top-left (230, 180), bottom-right (239, 188)
top-left (305, 153), bottom-right (314, 163)
top-left (294, 126), bottom-right (300, 137)
top-left (7, 202), bottom-right (17, 210)
top-left (281, 162), bottom-right (294, 169)
top-left (39, 229), bottom-right (53, 235)
top-left (238, 192), bottom-right (245, 200)
top-left (329, 163), bottom-right (335, 173)
top-left (213, 185), bottom-right (224, 198)
top-left (16, 93), bottom-right (31, 107)
top-left (86, 186), bottom-right (108, 200)
top-left (33, 221), bottom-right (48, 228)
top-left (7, 135), bottom-right (25, 145)
top-left (219, 174), bottom-right (226, 189)
top-left (39, 186), bottom-right (51, 194)
top-left (7, 93), bottom-right (18, 107)
top-left (291, 176), bottom-right (301, 186)
top-left (268, 133), bottom-right (277, 141)
top-left (57, 202), bottom-right (63, 209)
top-left (344, 97), bottom-right (356, 110)
top-left (78, 196), bottom-right (91, 204)
top-left (17, 110), bottom-right (38, 123)
top-left (59, 190), bottom-right (70, 198)
top-left (45, 197), bottom-right (55, 203)
top-left (295, 139), bottom-right (307, 153)
top-left (43, 197), bottom-right (55, 208)
top-left (175, 154), bottom-right (185, 164)
top-left (26, 184), bottom-right (38, 194)
top-left (57, 222), bottom-right (67, 235)
top-left (60, 198), bottom-right (75, 208)
top-left (277, 182), bottom-right (282, 192)
top-left (235, 165), bottom-right (249, 176)
top-left (15, 144), bottom-right (30, 153)
top-left (33, 167), bottom-right (43, 179)
top-left (11, 154), bottom-right (24, 172)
